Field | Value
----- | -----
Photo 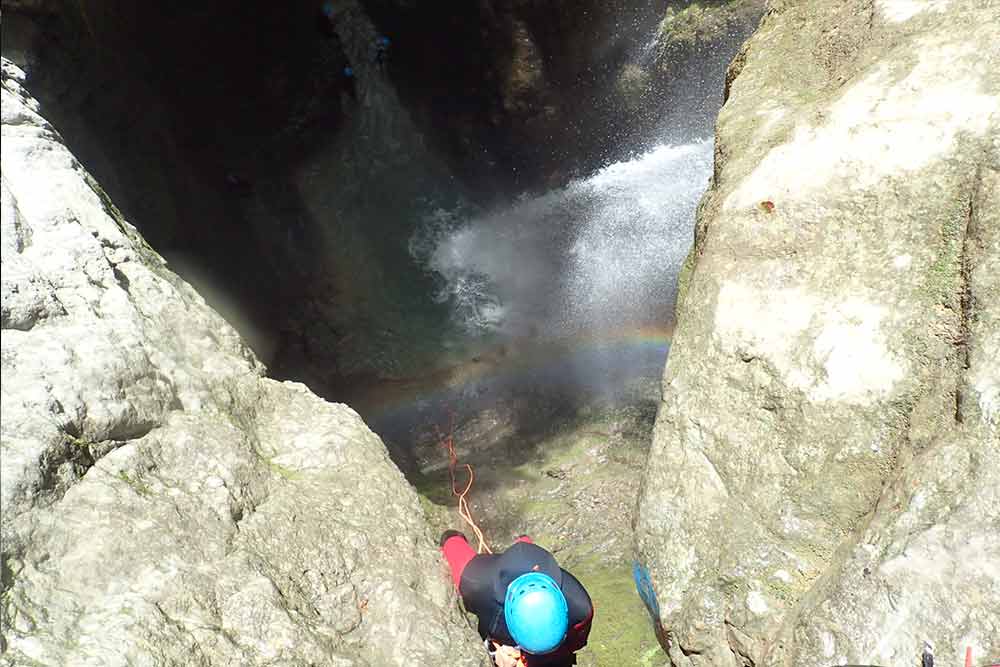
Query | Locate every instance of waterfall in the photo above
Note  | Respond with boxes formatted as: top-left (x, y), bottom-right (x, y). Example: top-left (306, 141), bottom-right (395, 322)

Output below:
top-left (415, 139), bottom-right (713, 341)
top-left (358, 138), bottom-right (713, 441)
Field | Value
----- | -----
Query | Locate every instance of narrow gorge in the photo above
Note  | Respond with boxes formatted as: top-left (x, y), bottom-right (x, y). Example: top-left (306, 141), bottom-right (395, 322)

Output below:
top-left (2, 1), bottom-right (998, 666)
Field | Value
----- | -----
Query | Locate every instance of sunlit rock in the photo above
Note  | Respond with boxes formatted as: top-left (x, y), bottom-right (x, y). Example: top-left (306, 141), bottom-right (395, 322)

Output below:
top-left (635, 0), bottom-right (1000, 665)
top-left (0, 59), bottom-right (483, 667)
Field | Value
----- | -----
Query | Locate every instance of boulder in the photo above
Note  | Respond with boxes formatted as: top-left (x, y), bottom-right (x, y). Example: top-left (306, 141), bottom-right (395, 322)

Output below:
top-left (0, 58), bottom-right (483, 666)
top-left (635, 1), bottom-right (999, 665)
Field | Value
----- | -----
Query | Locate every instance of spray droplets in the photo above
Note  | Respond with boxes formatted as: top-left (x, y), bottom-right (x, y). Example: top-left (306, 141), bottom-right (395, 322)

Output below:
top-left (417, 139), bottom-right (713, 340)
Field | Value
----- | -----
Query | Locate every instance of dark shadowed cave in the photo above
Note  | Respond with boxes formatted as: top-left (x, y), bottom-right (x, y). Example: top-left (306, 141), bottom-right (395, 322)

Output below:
top-left (1, 0), bottom-right (758, 411)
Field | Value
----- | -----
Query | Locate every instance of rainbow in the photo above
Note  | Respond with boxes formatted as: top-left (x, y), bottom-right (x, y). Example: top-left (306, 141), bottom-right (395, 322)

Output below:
top-left (348, 323), bottom-right (674, 427)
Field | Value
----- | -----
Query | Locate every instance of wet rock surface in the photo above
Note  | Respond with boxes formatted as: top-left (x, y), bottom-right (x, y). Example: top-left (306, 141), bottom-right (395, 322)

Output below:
top-left (0, 60), bottom-right (484, 666)
top-left (635, 1), bottom-right (1000, 665)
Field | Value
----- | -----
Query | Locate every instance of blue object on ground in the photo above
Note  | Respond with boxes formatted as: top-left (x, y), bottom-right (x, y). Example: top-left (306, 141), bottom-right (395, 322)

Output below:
top-left (633, 561), bottom-right (660, 623)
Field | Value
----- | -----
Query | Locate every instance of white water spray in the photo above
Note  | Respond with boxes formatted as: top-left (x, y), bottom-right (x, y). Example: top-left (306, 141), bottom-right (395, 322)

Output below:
top-left (414, 139), bottom-right (713, 339)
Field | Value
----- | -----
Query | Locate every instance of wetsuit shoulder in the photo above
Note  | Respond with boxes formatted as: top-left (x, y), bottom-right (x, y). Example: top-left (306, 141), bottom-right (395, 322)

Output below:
top-left (458, 553), bottom-right (508, 640)
top-left (558, 568), bottom-right (594, 653)
top-left (559, 568), bottom-right (593, 626)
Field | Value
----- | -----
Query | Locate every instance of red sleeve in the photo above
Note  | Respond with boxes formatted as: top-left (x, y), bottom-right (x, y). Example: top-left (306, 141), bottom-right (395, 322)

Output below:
top-left (515, 535), bottom-right (533, 544)
top-left (565, 603), bottom-right (594, 651)
top-left (441, 534), bottom-right (477, 588)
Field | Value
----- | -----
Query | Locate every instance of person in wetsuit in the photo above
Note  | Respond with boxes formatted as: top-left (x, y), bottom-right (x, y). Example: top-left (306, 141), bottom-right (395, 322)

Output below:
top-left (440, 532), bottom-right (594, 666)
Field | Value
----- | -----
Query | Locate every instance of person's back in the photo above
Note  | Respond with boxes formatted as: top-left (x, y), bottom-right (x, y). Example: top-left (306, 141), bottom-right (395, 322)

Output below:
top-left (441, 532), bottom-right (594, 666)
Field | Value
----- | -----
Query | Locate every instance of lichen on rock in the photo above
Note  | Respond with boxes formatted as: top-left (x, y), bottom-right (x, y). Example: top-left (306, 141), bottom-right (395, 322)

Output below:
top-left (635, 0), bottom-right (1000, 665)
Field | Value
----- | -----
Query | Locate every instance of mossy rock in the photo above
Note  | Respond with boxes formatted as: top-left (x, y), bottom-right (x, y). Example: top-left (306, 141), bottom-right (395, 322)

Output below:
top-left (657, 0), bottom-right (763, 65)
top-left (568, 557), bottom-right (667, 667)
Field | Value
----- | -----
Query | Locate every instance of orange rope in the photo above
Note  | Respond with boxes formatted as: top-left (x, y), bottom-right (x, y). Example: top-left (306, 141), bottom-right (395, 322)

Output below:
top-left (441, 420), bottom-right (492, 554)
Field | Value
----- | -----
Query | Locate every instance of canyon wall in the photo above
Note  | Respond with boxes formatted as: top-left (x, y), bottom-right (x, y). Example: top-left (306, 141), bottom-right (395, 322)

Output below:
top-left (0, 59), bottom-right (484, 667)
top-left (635, 1), bottom-right (999, 665)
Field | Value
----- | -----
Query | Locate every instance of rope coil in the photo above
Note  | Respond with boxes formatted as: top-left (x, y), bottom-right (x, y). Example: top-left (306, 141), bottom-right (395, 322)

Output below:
top-left (441, 419), bottom-right (492, 554)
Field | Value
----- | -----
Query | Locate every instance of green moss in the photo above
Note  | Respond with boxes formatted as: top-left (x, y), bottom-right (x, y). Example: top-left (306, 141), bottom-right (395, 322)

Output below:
top-left (417, 493), bottom-right (441, 520)
top-left (0, 654), bottom-right (46, 667)
top-left (410, 471), bottom-right (459, 537)
top-left (567, 557), bottom-right (667, 667)
top-left (67, 435), bottom-right (90, 447)
top-left (263, 458), bottom-right (302, 482)
top-left (410, 470), bottom-right (457, 505)
top-left (923, 206), bottom-right (966, 307)
top-left (674, 247), bottom-right (697, 321)
top-left (659, 0), bottom-right (756, 54)
top-left (64, 434), bottom-right (95, 461)
top-left (510, 416), bottom-right (646, 480)
top-left (116, 470), bottom-right (152, 497)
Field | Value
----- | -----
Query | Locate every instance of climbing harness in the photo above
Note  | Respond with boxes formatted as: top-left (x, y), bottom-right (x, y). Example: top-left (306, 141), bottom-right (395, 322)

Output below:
top-left (440, 419), bottom-right (492, 554)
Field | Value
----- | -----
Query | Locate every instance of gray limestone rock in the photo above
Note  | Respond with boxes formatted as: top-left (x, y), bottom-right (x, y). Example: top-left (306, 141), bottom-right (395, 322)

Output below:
top-left (635, 1), bottom-right (1000, 666)
top-left (0, 59), bottom-right (484, 666)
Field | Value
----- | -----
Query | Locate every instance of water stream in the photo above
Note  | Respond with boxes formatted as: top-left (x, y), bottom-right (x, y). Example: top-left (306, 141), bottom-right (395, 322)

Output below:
top-left (421, 139), bottom-right (712, 337)
top-left (357, 138), bottom-right (714, 443)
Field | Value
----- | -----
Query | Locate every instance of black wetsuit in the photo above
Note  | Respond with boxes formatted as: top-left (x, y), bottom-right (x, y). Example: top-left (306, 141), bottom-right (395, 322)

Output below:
top-left (457, 540), bottom-right (594, 666)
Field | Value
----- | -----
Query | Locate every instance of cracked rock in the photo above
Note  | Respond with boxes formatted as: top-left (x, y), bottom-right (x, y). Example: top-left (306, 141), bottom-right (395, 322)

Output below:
top-left (0, 58), bottom-right (483, 666)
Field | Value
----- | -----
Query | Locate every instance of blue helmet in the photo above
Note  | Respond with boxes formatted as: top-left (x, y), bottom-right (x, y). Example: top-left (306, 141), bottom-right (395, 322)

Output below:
top-left (504, 572), bottom-right (569, 654)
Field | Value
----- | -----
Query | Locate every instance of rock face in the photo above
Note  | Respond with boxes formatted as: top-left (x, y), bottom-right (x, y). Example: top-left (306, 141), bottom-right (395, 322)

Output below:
top-left (0, 60), bottom-right (483, 666)
top-left (635, 1), bottom-right (999, 666)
